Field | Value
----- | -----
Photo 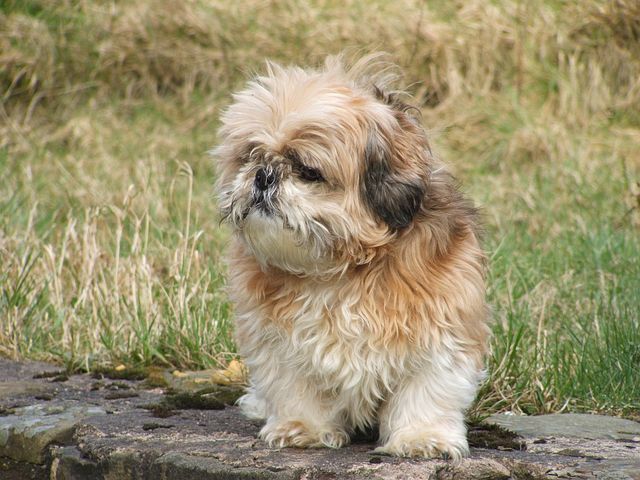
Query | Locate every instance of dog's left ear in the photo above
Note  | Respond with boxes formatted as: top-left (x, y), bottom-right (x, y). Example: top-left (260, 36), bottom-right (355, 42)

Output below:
top-left (362, 108), bottom-right (429, 230)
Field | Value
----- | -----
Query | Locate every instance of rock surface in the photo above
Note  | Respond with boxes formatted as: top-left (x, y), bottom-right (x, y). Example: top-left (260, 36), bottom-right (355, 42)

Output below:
top-left (0, 357), bottom-right (638, 480)
top-left (486, 413), bottom-right (640, 441)
top-left (0, 403), bottom-right (105, 463)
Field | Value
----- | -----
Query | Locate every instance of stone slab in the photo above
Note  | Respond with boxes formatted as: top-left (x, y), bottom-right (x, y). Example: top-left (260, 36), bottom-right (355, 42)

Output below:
top-left (486, 413), bottom-right (640, 441)
top-left (0, 358), bottom-right (638, 479)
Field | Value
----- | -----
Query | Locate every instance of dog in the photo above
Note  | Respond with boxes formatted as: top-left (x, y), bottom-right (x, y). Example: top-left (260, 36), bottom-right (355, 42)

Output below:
top-left (213, 54), bottom-right (490, 459)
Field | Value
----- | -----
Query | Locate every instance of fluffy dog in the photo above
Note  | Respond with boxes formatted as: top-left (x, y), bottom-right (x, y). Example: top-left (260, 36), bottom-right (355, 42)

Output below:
top-left (213, 55), bottom-right (489, 460)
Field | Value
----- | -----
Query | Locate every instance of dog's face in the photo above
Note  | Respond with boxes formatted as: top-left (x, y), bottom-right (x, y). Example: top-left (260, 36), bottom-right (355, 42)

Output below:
top-left (214, 58), bottom-right (433, 276)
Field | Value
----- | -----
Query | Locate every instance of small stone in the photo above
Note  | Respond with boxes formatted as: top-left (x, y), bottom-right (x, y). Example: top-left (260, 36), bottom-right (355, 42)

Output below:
top-left (105, 381), bottom-right (131, 390)
top-left (166, 361), bottom-right (247, 392)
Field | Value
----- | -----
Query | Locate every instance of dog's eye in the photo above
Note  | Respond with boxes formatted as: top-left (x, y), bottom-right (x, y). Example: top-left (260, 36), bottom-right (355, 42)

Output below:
top-left (298, 165), bottom-right (324, 183)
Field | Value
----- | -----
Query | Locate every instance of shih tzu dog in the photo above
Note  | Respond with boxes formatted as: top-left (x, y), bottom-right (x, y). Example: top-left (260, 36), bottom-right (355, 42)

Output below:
top-left (213, 54), bottom-right (490, 460)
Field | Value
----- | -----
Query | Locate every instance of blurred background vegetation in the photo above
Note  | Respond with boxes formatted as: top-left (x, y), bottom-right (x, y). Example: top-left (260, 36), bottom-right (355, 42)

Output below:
top-left (1, 0), bottom-right (639, 417)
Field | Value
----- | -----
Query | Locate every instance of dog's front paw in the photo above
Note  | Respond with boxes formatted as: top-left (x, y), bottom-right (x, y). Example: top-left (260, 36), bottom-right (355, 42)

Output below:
top-left (260, 420), bottom-right (349, 449)
top-left (376, 428), bottom-right (469, 460)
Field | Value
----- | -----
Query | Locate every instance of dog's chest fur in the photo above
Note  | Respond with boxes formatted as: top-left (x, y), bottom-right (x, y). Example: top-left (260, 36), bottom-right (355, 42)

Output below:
top-left (288, 282), bottom-right (406, 383)
top-left (234, 271), bottom-right (425, 425)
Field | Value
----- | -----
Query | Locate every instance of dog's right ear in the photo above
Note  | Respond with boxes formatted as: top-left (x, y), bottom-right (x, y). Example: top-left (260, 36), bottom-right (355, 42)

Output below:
top-left (361, 118), bottom-right (428, 230)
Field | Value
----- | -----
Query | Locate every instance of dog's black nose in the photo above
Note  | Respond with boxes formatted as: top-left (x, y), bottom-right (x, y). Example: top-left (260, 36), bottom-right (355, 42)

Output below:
top-left (254, 167), bottom-right (275, 191)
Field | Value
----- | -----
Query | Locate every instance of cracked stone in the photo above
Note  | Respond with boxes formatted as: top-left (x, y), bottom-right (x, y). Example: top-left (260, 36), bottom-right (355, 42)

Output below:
top-left (0, 403), bottom-right (106, 463)
top-left (1, 358), bottom-right (639, 479)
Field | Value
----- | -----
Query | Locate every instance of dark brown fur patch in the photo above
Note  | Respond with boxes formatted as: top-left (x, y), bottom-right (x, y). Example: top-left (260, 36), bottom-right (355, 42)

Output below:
top-left (362, 132), bottom-right (425, 230)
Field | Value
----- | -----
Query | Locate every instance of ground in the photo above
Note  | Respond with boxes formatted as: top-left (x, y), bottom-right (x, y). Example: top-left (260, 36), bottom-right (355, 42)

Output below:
top-left (1, 358), bottom-right (638, 480)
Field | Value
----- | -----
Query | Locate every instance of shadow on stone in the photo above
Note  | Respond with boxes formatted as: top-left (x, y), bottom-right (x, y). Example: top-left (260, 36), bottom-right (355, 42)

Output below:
top-left (468, 421), bottom-right (527, 451)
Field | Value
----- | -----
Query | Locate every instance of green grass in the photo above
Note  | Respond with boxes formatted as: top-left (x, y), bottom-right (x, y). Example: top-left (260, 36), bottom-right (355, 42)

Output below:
top-left (478, 227), bottom-right (640, 415)
top-left (1, 0), bottom-right (639, 416)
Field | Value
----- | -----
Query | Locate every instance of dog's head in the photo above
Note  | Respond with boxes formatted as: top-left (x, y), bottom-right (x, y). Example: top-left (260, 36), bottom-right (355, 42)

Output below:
top-left (214, 55), bottom-right (434, 276)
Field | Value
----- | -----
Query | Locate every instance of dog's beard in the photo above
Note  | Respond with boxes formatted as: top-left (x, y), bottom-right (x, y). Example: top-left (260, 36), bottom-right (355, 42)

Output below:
top-left (243, 210), bottom-right (326, 274)
top-left (222, 179), bottom-right (338, 276)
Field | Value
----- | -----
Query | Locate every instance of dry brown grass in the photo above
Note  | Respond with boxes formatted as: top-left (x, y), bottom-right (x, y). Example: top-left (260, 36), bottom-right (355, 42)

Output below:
top-left (1, 0), bottom-right (639, 414)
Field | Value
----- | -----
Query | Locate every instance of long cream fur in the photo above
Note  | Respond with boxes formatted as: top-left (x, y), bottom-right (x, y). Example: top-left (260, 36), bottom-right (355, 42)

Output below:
top-left (213, 54), bottom-right (490, 460)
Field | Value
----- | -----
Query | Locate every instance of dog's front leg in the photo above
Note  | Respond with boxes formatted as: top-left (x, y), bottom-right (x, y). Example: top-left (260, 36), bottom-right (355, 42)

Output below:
top-left (238, 357), bottom-right (349, 449)
top-left (375, 344), bottom-right (483, 460)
